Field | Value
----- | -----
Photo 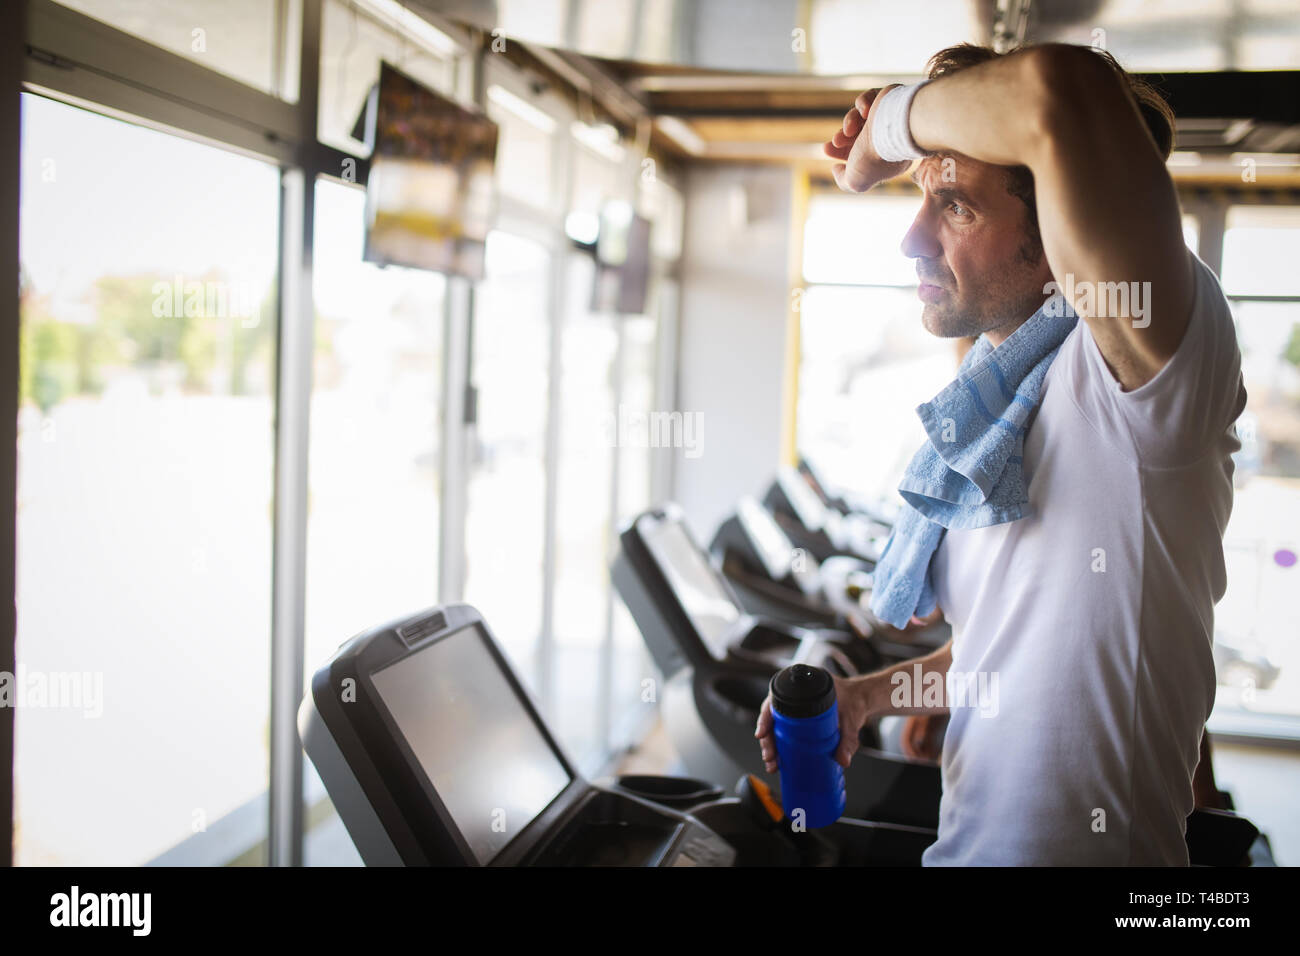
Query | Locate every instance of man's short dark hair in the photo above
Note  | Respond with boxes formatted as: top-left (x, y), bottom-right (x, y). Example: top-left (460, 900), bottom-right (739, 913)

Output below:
top-left (923, 43), bottom-right (1176, 259)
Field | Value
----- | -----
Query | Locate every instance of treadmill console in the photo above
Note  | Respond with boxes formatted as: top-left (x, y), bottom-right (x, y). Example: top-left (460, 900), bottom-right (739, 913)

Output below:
top-left (300, 604), bottom-right (735, 866)
top-left (637, 511), bottom-right (746, 661)
top-left (735, 495), bottom-right (822, 596)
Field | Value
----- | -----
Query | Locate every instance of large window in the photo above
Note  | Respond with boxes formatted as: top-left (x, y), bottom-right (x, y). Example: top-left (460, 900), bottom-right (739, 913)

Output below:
top-left (462, 231), bottom-right (552, 685)
top-left (796, 193), bottom-right (958, 501)
top-left (1210, 205), bottom-right (1300, 740)
top-left (15, 0), bottom-right (683, 866)
top-left (549, 252), bottom-right (620, 764)
top-left (301, 177), bottom-right (445, 865)
top-left (304, 179), bottom-right (444, 684)
top-left (16, 93), bottom-right (280, 864)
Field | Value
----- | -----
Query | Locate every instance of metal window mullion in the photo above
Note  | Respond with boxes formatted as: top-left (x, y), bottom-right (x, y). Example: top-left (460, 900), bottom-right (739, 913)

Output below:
top-left (537, 251), bottom-right (565, 716)
top-left (1, 0), bottom-right (24, 869)
top-left (268, 0), bottom-right (322, 869)
top-left (651, 277), bottom-right (680, 505)
top-left (268, 167), bottom-right (311, 869)
top-left (437, 278), bottom-right (471, 605)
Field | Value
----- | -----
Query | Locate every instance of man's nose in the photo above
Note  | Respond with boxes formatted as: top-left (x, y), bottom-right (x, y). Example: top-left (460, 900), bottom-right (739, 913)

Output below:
top-left (901, 209), bottom-right (941, 261)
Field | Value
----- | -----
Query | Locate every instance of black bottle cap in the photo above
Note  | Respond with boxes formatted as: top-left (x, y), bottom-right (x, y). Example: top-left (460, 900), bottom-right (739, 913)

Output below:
top-left (769, 664), bottom-right (836, 719)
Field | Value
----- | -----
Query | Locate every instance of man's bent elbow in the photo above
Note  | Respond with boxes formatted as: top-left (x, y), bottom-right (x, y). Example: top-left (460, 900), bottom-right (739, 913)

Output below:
top-left (1017, 44), bottom-right (1136, 153)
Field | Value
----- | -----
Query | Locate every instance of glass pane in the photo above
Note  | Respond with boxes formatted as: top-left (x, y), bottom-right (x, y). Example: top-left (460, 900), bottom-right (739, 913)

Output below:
top-left (611, 310), bottom-right (659, 752)
top-left (16, 93), bottom-right (279, 864)
top-left (303, 180), bottom-right (445, 865)
top-left (304, 180), bottom-right (444, 684)
top-left (1222, 206), bottom-right (1300, 297)
top-left (796, 285), bottom-right (957, 502)
top-left (1210, 299), bottom-right (1300, 738)
top-left (55, 0), bottom-right (299, 100)
top-left (1182, 213), bottom-right (1199, 256)
top-left (617, 313), bottom-right (657, 524)
top-left (463, 232), bottom-right (551, 687)
top-left (318, 0), bottom-right (457, 156)
top-left (803, 193), bottom-right (922, 286)
top-left (550, 253), bottom-right (617, 767)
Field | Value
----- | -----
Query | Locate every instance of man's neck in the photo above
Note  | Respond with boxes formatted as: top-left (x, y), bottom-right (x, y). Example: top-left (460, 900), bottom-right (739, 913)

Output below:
top-left (983, 315), bottom-right (1028, 348)
top-left (983, 292), bottom-right (1054, 347)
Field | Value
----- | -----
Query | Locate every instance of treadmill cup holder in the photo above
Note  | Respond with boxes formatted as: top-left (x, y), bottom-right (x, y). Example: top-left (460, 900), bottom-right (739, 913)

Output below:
top-left (609, 774), bottom-right (726, 811)
top-left (733, 623), bottom-right (803, 657)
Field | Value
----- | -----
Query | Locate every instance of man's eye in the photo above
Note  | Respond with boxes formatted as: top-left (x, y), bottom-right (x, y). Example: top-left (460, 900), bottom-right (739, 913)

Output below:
top-left (948, 202), bottom-right (969, 217)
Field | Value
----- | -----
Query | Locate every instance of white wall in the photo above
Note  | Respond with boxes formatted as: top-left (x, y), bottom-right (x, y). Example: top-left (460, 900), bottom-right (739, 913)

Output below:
top-left (669, 163), bottom-right (795, 540)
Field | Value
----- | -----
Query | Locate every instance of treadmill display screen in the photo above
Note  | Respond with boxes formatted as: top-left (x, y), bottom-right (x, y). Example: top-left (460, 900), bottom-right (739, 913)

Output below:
top-left (370, 625), bottom-right (572, 864)
top-left (738, 496), bottom-right (793, 578)
top-left (780, 466), bottom-right (829, 531)
top-left (643, 518), bottom-right (742, 658)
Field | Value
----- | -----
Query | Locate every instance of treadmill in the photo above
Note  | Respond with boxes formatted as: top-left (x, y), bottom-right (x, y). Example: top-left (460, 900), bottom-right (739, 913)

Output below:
top-left (763, 465), bottom-right (889, 566)
top-left (711, 494), bottom-right (950, 656)
top-left (710, 494), bottom-right (849, 629)
top-left (299, 602), bottom-right (939, 866)
top-left (796, 455), bottom-right (899, 529)
top-left (613, 505), bottom-right (944, 829)
top-left (299, 602), bottom-right (1269, 867)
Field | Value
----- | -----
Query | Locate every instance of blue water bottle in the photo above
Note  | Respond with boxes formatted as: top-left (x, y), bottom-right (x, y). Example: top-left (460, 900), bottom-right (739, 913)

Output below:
top-left (770, 663), bottom-right (846, 829)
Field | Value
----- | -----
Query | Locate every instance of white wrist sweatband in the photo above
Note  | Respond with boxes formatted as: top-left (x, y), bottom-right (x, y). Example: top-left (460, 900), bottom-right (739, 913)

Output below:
top-left (870, 81), bottom-right (930, 162)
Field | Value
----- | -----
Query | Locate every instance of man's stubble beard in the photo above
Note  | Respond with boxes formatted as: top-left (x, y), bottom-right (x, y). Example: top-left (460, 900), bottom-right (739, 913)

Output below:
top-left (921, 242), bottom-right (1050, 340)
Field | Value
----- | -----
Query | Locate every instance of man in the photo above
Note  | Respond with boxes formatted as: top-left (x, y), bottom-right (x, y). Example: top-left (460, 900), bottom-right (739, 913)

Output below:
top-left (755, 42), bottom-right (1247, 865)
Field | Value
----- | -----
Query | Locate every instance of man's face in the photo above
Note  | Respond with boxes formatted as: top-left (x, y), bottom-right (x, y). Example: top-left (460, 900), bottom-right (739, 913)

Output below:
top-left (902, 154), bottom-right (1054, 341)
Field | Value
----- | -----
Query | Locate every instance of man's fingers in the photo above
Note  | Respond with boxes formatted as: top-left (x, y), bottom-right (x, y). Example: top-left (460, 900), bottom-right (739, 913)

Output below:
top-left (824, 139), bottom-right (851, 160)
top-left (834, 739), bottom-right (855, 768)
top-left (841, 107), bottom-right (863, 138)
top-left (854, 88), bottom-right (879, 117)
top-left (754, 697), bottom-right (772, 737)
top-left (831, 162), bottom-right (870, 194)
top-left (833, 719), bottom-right (855, 767)
top-left (756, 697), bottom-right (779, 772)
top-left (830, 127), bottom-right (854, 150)
top-left (901, 719), bottom-right (922, 759)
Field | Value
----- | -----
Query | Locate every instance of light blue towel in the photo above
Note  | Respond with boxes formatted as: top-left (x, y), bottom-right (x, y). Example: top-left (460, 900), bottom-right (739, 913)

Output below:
top-left (868, 295), bottom-right (1078, 629)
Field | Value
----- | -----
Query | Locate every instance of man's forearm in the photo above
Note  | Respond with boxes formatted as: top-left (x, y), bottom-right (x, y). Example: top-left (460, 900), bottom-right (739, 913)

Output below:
top-left (849, 639), bottom-right (953, 719)
top-left (907, 45), bottom-right (1120, 175)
